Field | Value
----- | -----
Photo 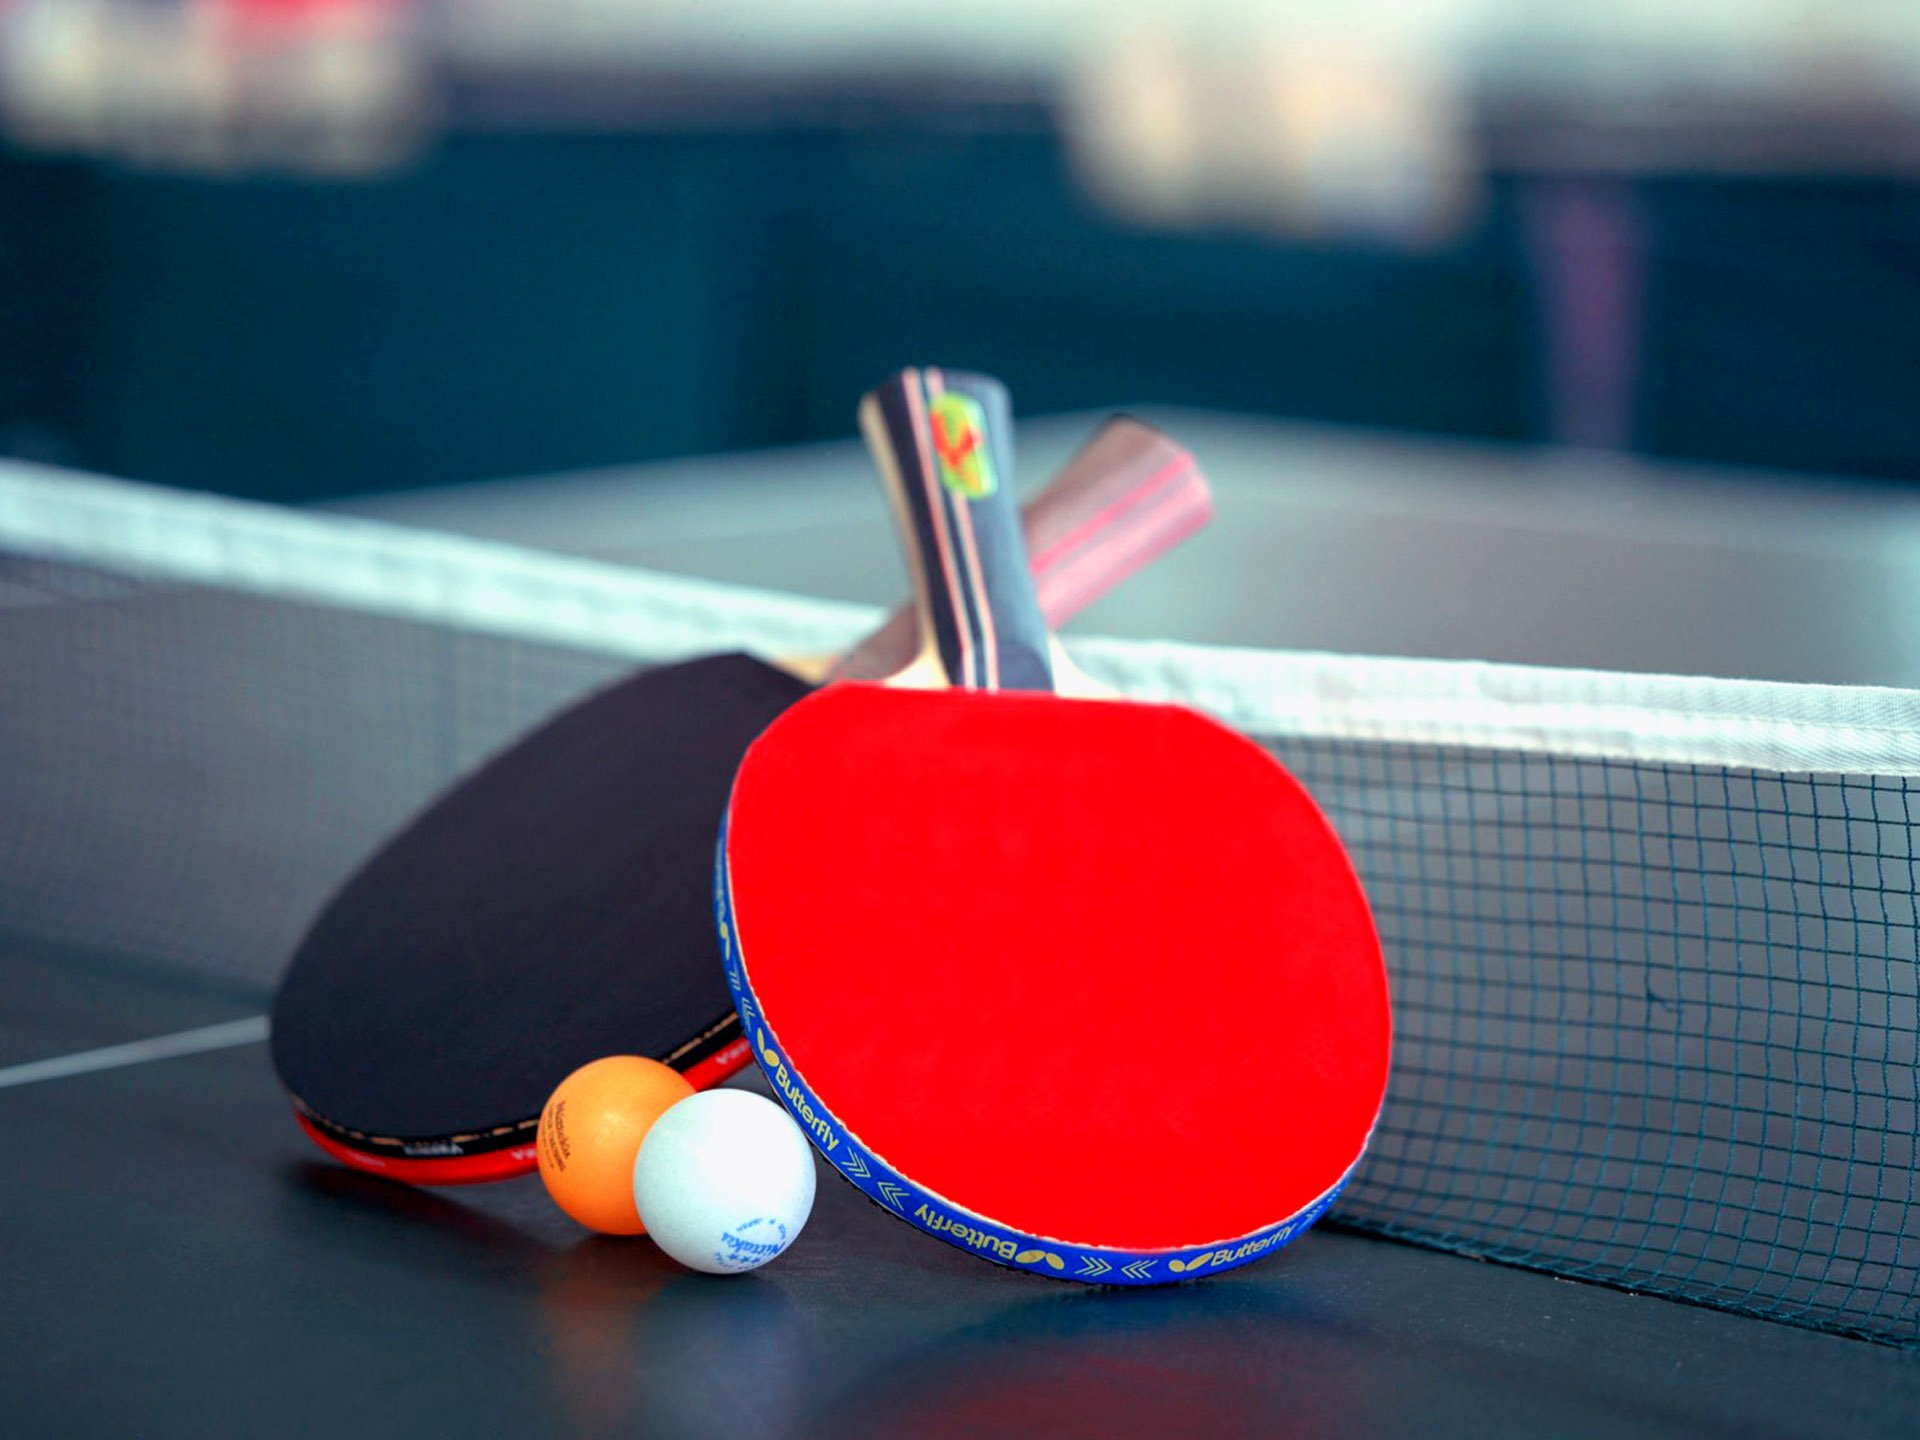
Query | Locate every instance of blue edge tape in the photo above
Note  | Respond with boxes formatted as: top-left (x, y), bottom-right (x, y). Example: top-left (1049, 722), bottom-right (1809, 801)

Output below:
top-left (715, 823), bottom-right (1348, 1286)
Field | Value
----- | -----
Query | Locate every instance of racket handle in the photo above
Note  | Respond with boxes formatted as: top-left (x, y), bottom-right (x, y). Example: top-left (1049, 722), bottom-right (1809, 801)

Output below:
top-left (830, 417), bottom-right (1211, 684)
top-left (859, 369), bottom-right (1053, 693)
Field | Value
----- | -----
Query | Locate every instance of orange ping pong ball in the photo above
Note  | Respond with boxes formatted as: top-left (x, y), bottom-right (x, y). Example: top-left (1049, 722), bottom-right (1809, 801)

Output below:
top-left (537, 1056), bottom-right (695, 1235)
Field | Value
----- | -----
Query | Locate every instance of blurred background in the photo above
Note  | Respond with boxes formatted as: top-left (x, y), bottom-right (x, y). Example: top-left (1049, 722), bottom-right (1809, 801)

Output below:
top-left (0, 0), bottom-right (1916, 500)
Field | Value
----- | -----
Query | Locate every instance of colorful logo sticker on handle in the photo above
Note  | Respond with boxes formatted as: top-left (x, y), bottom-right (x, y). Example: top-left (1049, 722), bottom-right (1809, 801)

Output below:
top-left (930, 393), bottom-right (997, 499)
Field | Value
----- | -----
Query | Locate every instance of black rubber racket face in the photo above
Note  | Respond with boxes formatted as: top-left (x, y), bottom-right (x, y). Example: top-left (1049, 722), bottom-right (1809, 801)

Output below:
top-left (719, 684), bottom-right (1391, 1284)
top-left (271, 652), bottom-right (812, 1183)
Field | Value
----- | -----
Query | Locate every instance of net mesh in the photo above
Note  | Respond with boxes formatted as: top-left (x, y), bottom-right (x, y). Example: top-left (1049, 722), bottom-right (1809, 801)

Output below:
top-left (0, 469), bottom-right (1913, 1348)
top-left (0, 558), bottom-right (630, 987)
top-left (1264, 736), bottom-right (1919, 1345)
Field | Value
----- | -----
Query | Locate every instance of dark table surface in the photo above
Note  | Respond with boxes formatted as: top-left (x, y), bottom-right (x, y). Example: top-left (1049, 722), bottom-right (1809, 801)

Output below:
top-left (3, 917), bottom-right (1920, 1436)
top-left (5, 931), bottom-right (1917, 1440)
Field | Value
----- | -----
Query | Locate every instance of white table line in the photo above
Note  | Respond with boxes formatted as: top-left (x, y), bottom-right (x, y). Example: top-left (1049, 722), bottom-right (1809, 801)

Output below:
top-left (0, 1016), bottom-right (270, 1090)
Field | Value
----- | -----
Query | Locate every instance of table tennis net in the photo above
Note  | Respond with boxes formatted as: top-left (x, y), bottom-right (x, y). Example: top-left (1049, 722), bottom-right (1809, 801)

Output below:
top-left (0, 462), bottom-right (1913, 1348)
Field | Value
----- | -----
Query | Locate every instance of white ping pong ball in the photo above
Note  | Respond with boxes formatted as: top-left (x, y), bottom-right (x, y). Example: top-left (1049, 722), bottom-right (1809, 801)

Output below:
top-left (632, 1089), bottom-right (817, 1275)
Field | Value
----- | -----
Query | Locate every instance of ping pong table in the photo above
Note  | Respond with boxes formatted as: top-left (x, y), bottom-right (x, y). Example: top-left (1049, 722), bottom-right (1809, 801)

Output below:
top-left (4, 414), bottom-right (1917, 1437)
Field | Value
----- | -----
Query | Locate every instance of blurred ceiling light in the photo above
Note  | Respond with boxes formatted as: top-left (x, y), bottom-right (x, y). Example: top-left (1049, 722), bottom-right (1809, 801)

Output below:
top-left (1064, 19), bottom-right (1480, 248)
top-left (0, 0), bottom-right (432, 176)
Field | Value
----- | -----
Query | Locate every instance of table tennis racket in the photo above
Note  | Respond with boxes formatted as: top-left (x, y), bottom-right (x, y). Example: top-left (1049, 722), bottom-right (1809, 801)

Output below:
top-left (271, 416), bottom-right (1213, 1184)
top-left (717, 368), bottom-right (1391, 1283)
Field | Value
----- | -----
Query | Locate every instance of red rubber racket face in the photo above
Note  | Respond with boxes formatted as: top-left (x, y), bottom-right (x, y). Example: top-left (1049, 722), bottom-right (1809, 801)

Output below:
top-left (722, 683), bottom-right (1389, 1271)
